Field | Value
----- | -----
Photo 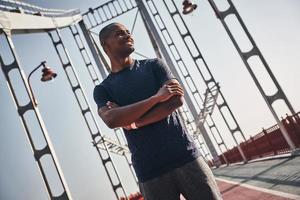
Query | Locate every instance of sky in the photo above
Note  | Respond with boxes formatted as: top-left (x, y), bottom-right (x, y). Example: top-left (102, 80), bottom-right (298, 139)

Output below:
top-left (0, 0), bottom-right (299, 199)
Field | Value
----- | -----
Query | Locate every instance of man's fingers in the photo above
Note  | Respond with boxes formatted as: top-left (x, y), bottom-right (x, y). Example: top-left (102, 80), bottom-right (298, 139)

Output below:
top-left (167, 84), bottom-right (183, 90)
top-left (106, 101), bottom-right (119, 109)
top-left (123, 124), bottom-right (132, 130)
top-left (167, 86), bottom-right (184, 94)
top-left (166, 82), bottom-right (180, 86)
top-left (170, 88), bottom-right (184, 96)
top-left (169, 87), bottom-right (183, 93)
top-left (165, 83), bottom-right (180, 89)
top-left (107, 101), bottom-right (118, 106)
top-left (166, 84), bottom-right (180, 89)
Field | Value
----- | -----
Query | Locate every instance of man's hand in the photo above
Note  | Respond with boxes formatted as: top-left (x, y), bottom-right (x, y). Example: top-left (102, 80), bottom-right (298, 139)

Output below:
top-left (106, 101), bottom-right (119, 109)
top-left (134, 79), bottom-right (184, 128)
top-left (123, 124), bottom-right (133, 130)
top-left (154, 82), bottom-right (184, 102)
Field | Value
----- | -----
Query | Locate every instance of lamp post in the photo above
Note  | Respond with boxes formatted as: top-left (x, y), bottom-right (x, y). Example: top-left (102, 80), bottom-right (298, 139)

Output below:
top-left (182, 0), bottom-right (197, 15)
top-left (27, 61), bottom-right (57, 106)
top-left (1, 32), bottom-right (72, 199)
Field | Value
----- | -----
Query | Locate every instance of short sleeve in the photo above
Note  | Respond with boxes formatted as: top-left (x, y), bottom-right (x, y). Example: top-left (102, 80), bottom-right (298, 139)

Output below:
top-left (93, 85), bottom-right (112, 109)
top-left (153, 58), bottom-right (176, 87)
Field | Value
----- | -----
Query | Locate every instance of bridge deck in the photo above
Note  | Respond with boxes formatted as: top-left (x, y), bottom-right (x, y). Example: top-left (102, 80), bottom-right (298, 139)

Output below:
top-left (213, 155), bottom-right (300, 199)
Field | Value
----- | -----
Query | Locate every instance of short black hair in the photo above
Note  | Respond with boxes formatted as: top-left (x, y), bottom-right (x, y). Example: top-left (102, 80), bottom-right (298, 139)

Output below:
top-left (99, 22), bottom-right (120, 46)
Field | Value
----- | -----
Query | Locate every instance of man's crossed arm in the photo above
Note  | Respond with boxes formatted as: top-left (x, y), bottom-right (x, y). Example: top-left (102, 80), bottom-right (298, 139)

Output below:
top-left (135, 93), bottom-right (183, 129)
top-left (97, 79), bottom-right (184, 129)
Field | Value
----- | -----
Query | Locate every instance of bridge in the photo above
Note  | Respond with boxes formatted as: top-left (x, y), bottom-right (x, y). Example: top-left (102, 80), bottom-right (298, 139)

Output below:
top-left (0, 0), bottom-right (299, 199)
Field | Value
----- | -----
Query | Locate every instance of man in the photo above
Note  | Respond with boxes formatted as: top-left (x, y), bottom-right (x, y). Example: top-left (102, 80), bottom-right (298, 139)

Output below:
top-left (93, 22), bottom-right (222, 200)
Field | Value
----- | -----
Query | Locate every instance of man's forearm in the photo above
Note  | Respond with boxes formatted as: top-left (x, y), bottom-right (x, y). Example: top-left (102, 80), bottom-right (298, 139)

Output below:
top-left (106, 95), bottom-right (160, 128)
top-left (135, 95), bottom-right (183, 128)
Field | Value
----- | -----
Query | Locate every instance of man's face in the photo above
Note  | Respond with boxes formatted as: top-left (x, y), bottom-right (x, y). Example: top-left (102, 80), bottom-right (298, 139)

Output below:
top-left (103, 24), bottom-right (135, 57)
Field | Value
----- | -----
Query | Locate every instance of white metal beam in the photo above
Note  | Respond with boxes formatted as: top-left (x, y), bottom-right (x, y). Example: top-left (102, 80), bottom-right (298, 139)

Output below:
top-left (0, 10), bottom-right (82, 34)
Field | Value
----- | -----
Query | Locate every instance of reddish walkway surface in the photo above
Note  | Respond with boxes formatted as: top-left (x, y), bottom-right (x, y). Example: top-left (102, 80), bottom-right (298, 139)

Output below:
top-left (217, 179), bottom-right (298, 200)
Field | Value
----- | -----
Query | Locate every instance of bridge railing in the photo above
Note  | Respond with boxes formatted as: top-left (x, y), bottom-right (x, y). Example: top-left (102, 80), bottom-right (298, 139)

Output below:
top-left (0, 0), bottom-right (80, 17)
top-left (218, 112), bottom-right (300, 165)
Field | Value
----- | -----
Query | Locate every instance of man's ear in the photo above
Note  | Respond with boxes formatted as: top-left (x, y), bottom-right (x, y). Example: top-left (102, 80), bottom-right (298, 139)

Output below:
top-left (102, 46), bottom-right (106, 53)
top-left (102, 44), bottom-right (108, 54)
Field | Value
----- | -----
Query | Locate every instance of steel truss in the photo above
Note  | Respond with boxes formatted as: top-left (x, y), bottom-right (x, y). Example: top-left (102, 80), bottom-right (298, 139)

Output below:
top-left (143, 0), bottom-right (231, 164)
top-left (178, 105), bottom-right (212, 159)
top-left (82, 0), bottom-right (137, 30)
top-left (68, 22), bottom-right (137, 182)
top-left (0, 0), bottom-right (138, 198)
top-left (0, 1), bottom-right (85, 199)
top-left (0, 33), bottom-right (72, 200)
top-left (48, 29), bottom-right (128, 199)
top-left (154, 0), bottom-right (247, 161)
top-left (207, 0), bottom-right (298, 151)
top-left (138, 0), bottom-right (223, 164)
top-left (198, 84), bottom-right (220, 125)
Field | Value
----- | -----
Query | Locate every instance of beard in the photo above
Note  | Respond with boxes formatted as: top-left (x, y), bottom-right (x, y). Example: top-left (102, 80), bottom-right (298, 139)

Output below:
top-left (119, 46), bottom-right (135, 57)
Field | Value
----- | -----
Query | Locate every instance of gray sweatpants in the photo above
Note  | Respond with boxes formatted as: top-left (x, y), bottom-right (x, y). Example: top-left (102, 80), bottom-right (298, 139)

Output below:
top-left (139, 156), bottom-right (222, 200)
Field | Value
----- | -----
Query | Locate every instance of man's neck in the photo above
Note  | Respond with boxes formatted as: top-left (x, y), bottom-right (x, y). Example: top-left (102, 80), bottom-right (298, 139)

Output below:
top-left (110, 56), bottom-right (134, 73)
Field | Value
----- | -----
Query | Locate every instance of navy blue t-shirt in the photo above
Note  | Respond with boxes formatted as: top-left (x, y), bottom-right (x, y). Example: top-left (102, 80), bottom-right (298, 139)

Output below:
top-left (93, 58), bottom-right (200, 182)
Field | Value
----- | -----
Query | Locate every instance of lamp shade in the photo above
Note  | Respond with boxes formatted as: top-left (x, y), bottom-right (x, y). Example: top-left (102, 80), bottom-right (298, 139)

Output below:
top-left (182, 0), bottom-right (197, 15)
top-left (41, 67), bottom-right (57, 82)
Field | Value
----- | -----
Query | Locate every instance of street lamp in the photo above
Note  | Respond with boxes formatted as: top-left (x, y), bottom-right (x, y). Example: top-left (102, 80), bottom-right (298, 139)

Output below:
top-left (182, 0), bottom-right (197, 15)
top-left (27, 61), bottom-right (57, 106)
